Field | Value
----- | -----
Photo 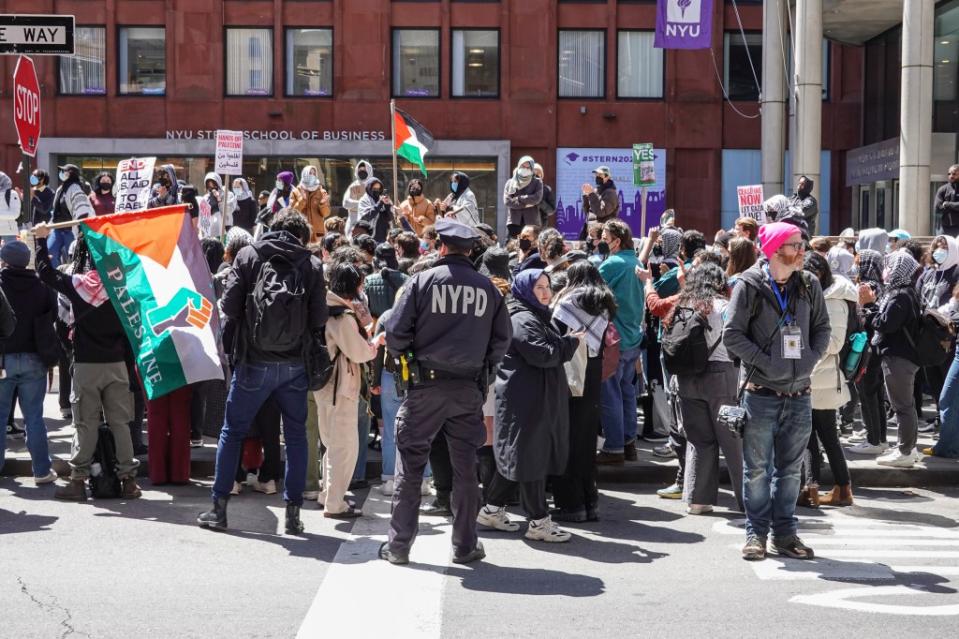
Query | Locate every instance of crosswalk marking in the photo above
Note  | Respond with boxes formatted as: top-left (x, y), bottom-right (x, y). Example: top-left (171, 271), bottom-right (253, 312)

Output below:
top-left (297, 493), bottom-right (452, 639)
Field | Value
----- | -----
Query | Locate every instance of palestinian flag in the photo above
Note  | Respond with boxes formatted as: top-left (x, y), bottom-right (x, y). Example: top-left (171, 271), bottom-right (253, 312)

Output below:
top-left (82, 205), bottom-right (225, 400)
top-left (394, 107), bottom-right (434, 177)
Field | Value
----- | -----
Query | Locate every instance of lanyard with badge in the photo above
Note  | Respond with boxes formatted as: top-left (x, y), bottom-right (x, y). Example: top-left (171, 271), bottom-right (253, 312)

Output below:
top-left (765, 265), bottom-right (802, 359)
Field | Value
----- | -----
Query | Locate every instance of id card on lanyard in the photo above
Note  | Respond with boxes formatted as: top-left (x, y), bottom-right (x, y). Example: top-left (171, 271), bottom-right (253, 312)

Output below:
top-left (765, 266), bottom-right (802, 359)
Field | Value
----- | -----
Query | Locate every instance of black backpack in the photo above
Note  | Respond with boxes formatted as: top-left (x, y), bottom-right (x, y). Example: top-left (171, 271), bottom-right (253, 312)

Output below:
top-left (661, 306), bottom-right (721, 376)
top-left (88, 423), bottom-right (123, 499)
top-left (903, 291), bottom-right (954, 367)
top-left (248, 252), bottom-right (309, 353)
top-left (837, 300), bottom-right (869, 381)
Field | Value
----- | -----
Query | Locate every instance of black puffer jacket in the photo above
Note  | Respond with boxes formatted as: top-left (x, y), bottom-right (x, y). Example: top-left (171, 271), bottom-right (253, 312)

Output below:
top-left (863, 287), bottom-right (921, 365)
top-left (0, 267), bottom-right (55, 354)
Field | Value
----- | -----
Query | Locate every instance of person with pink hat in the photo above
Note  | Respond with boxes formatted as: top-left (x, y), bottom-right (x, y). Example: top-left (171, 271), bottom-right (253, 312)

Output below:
top-left (723, 221), bottom-right (831, 562)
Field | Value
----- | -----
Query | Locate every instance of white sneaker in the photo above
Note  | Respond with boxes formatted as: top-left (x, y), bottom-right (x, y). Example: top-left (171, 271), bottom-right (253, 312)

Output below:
top-left (477, 505), bottom-right (520, 532)
top-left (525, 516), bottom-right (572, 543)
top-left (847, 430), bottom-right (867, 443)
top-left (34, 469), bottom-right (58, 485)
top-left (686, 504), bottom-right (713, 515)
top-left (846, 441), bottom-right (888, 455)
top-left (254, 479), bottom-right (277, 495)
top-left (380, 479), bottom-right (395, 496)
top-left (877, 449), bottom-right (916, 468)
top-left (302, 490), bottom-right (319, 501)
top-left (420, 478), bottom-right (433, 496)
top-left (230, 481), bottom-right (242, 495)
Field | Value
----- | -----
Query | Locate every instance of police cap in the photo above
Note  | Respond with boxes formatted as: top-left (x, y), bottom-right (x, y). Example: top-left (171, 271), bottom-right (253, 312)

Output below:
top-left (435, 218), bottom-right (478, 249)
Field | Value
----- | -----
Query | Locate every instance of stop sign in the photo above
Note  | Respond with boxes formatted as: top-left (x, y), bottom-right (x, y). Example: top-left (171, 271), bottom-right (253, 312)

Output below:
top-left (13, 56), bottom-right (41, 157)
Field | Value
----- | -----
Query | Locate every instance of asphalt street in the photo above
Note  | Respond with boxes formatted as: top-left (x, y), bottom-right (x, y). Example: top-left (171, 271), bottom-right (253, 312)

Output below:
top-left (3, 477), bottom-right (959, 639)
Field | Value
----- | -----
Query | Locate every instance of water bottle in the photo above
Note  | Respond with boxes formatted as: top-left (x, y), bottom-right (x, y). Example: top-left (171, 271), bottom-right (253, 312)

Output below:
top-left (845, 332), bottom-right (868, 372)
top-left (91, 462), bottom-right (102, 477)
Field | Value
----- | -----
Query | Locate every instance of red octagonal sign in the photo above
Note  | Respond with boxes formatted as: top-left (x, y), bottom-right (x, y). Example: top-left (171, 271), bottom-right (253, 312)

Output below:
top-left (13, 55), bottom-right (41, 157)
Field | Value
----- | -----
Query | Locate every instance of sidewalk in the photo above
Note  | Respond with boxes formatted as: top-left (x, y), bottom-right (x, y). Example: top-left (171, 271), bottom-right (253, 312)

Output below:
top-left (4, 385), bottom-right (958, 488)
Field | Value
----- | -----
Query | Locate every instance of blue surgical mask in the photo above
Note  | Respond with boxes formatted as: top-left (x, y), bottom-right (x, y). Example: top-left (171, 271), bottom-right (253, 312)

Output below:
top-left (232, 188), bottom-right (243, 197)
top-left (29, 175), bottom-right (39, 186)
top-left (450, 181), bottom-right (459, 193)
top-left (59, 171), bottom-right (68, 182)
top-left (934, 248), bottom-right (949, 265)
top-left (420, 240), bottom-right (430, 252)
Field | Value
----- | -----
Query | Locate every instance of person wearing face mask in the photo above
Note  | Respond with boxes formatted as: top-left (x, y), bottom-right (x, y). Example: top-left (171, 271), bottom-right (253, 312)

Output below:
top-left (343, 160), bottom-right (374, 235)
top-left (266, 170), bottom-right (295, 216)
top-left (30, 170), bottom-right (54, 225)
top-left (790, 176), bottom-right (819, 236)
top-left (88, 172), bottom-right (115, 217)
top-left (724, 222), bottom-right (830, 561)
top-left (200, 173), bottom-right (236, 239)
top-left (230, 178), bottom-right (258, 233)
top-left (0, 173), bottom-right (23, 241)
top-left (358, 177), bottom-right (396, 244)
top-left (581, 166), bottom-right (620, 227)
top-left (290, 166), bottom-right (331, 241)
top-left (916, 235), bottom-right (959, 428)
top-left (148, 164), bottom-right (180, 209)
top-left (436, 171), bottom-right (480, 227)
top-left (503, 156), bottom-right (543, 238)
top-left (48, 165), bottom-right (94, 268)
top-left (399, 178), bottom-right (435, 236)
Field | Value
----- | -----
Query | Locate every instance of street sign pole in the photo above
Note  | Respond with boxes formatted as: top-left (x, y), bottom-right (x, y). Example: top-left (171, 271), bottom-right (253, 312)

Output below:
top-left (22, 153), bottom-right (32, 225)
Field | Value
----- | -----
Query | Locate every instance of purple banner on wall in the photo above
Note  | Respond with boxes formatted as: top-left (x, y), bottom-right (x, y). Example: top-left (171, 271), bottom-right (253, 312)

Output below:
top-left (654, 0), bottom-right (713, 50)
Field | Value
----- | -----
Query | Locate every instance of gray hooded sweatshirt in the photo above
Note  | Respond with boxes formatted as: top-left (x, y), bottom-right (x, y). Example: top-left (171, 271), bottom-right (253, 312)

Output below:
top-left (723, 262), bottom-right (831, 395)
top-left (857, 228), bottom-right (889, 254)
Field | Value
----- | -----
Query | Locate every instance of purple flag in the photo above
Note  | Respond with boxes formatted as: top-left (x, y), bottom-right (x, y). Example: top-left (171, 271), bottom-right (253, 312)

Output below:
top-left (655, 0), bottom-right (713, 50)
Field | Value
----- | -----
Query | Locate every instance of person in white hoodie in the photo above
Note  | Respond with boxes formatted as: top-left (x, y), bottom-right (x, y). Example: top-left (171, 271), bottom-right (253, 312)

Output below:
top-left (0, 172), bottom-right (22, 242)
top-left (201, 172), bottom-right (236, 239)
top-left (801, 252), bottom-right (855, 507)
top-left (342, 160), bottom-right (373, 235)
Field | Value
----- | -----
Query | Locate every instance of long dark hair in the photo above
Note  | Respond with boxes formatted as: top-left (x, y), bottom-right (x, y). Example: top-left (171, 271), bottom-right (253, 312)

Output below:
top-left (803, 251), bottom-right (833, 290)
top-left (726, 236), bottom-right (757, 276)
top-left (562, 261), bottom-right (617, 319)
top-left (665, 262), bottom-right (727, 326)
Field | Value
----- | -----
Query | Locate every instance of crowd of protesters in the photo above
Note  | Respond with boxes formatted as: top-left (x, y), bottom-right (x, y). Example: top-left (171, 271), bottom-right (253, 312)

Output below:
top-left (2, 156), bottom-right (959, 563)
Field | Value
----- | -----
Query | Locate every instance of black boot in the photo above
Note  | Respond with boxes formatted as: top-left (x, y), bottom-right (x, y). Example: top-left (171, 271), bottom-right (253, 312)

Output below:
top-left (197, 496), bottom-right (229, 530)
top-left (285, 502), bottom-right (305, 535)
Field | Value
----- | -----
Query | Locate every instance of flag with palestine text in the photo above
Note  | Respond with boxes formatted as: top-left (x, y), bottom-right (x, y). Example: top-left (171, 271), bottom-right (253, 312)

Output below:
top-left (81, 205), bottom-right (225, 400)
top-left (394, 107), bottom-right (434, 177)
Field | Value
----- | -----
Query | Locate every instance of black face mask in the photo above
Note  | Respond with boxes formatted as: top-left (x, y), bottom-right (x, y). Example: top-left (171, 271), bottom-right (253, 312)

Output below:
top-left (519, 238), bottom-right (533, 252)
top-left (99, 182), bottom-right (112, 193)
top-left (358, 170), bottom-right (369, 181)
top-left (409, 188), bottom-right (422, 197)
top-left (372, 189), bottom-right (382, 198)
top-left (597, 241), bottom-right (610, 255)
top-left (586, 238), bottom-right (596, 252)
top-left (595, 176), bottom-right (605, 187)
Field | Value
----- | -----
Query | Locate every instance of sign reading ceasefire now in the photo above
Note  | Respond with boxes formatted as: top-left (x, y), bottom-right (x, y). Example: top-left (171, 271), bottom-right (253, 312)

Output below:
top-left (0, 15), bottom-right (75, 55)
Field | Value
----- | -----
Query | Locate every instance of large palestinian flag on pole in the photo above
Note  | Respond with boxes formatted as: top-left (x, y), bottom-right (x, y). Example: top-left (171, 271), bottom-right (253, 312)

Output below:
top-left (394, 107), bottom-right (434, 177)
top-left (81, 205), bottom-right (225, 400)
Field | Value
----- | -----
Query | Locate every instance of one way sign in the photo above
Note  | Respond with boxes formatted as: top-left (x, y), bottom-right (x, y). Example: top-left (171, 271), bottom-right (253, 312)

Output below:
top-left (0, 15), bottom-right (74, 55)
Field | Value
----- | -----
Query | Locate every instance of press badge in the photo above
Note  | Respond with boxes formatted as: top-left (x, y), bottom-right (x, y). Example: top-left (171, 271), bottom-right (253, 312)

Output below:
top-left (782, 325), bottom-right (803, 359)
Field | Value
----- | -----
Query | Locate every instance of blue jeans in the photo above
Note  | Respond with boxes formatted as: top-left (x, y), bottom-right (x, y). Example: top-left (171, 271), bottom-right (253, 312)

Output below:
top-left (0, 353), bottom-right (52, 477)
top-left (380, 370), bottom-right (430, 480)
top-left (600, 346), bottom-right (642, 452)
top-left (47, 228), bottom-right (75, 269)
top-left (742, 391), bottom-right (812, 539)
top-left (212, 361), bottom-right (309, 505)
top-left (937, 349), bottom-right (959, 458)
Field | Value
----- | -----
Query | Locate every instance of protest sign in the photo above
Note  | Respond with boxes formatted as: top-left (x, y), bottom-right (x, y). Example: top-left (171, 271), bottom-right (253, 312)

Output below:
top-left (736, 184), bottom-right (765, 221)
top-left (115, 156), bottom-right (156, 213)
top-left (214, 129), bottom-right (243, 175)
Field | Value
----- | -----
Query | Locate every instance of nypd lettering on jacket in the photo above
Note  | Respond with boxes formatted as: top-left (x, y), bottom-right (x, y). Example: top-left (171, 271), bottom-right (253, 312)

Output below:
top-left (430, 284), bottom-right (488, 317)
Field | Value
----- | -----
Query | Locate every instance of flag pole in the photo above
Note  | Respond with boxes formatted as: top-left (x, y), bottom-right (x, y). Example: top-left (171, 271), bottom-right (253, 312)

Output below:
top-left (390, 99), bottom-right (399, 206)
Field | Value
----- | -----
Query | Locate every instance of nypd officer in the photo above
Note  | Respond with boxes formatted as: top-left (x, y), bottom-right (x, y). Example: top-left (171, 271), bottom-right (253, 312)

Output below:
top-left (380, 218), bottom-right (511, 565)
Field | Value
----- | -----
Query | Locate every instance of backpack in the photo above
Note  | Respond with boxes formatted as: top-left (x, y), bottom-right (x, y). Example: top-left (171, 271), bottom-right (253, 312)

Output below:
top-left (88, 423), bottom-right (123, 498)
top-left (308, 306), bottom-right (354, 392)
top-left (248, 251), bottom-right (309, 353)
top-left (661, 306), bottom-right (722, 376)
top-left (837, 300), bottom-right (869, 381)
top-left (903, 303), bottom-right (954, 367)
top-left (600, 322), bottom-right (621, 381)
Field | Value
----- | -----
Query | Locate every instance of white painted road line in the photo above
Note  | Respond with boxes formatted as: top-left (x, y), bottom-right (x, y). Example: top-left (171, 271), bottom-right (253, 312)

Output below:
top-left (297, 493), bottom-right (453, 639)
top-left (792, 585), bottom-right (959, 616)
top-left (806, 538), bottom-right (959, 547)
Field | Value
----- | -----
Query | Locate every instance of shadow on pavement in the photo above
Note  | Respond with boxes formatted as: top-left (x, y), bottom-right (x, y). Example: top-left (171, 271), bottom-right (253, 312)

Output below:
top-left (0, 508), bottom-right (58, 534)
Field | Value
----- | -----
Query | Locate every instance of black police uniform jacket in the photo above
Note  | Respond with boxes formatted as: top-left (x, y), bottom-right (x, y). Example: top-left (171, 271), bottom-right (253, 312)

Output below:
top-left (494, 297), bottom-right (579, 483)
top-left (384, 253), bottom-right (511, 377)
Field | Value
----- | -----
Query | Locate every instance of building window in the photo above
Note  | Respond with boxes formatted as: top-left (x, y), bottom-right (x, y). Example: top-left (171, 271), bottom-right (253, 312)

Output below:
top-left (723, 32), bottom-right (762, 101)
top-left (934, 0), bottom-right (959, 131)
top-left (558, 30), bottom-right (605, 98)
top-left (617, 31), bottom-right (663, 98)
top-left (286, 28), bottom-right (333, 97)
top-left (119, 27), bottom-right (166, 95)
top-left (59, 26), bottom-right (106, 95)
top-left (393, 29), bottom-right (440, 98)
top-left (226, 28), bottom-right (273, 96)
top-left (452, 30), bottom-right (499, 97)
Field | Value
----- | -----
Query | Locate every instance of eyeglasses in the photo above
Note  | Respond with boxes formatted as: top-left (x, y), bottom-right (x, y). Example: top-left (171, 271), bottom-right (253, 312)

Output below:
top-left (782, 242), bottom-right (805, 251)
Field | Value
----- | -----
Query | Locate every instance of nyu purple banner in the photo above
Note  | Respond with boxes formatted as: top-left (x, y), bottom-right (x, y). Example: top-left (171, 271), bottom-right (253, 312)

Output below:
top-left (654, 0), bottom-right (713, 50)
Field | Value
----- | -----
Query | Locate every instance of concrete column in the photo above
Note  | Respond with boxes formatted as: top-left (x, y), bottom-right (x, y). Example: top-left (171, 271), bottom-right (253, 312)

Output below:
top-left (898, 0), bottom-right (935, 236)
top-left (761, 0), bottom-right (787, 198)
top-left (793, 0), bottom-right (822, 234)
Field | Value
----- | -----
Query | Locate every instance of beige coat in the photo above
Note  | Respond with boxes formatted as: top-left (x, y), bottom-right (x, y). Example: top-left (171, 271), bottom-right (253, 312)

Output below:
top-left (399, 196), bottom-right (435, 236)
top-left (315, 292), bottom-right (377, 403)
top-left (810, 276), bottom-right (858, 410)
top-left (290, 186), bottom-right (331, 241)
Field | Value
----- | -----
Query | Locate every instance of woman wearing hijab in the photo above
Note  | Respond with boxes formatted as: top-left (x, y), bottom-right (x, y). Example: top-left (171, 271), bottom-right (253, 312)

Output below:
top-left (230, 178), bottom-right (258, 233)
top-left (399, 178), bottom-right (435, 236)
top-left (358, 177), bottom-right (395, 244)
top-left (266, 170), bottom-right (295, 214)
top-left (89, 172), bottom-right (115, 216)
top-left (478, 269), bottom-right (580, 543)
top-left (289, 166), bottom-right (331, 242)
top-left (436, 171), bottom-right (480, 227)
top-left (503, 156), bottom-right (543, 238)
top-left (0, 171), bottom-right (22, 243)
top-left (550, 261), bottom-right (616, 521)
top-left (860, 251), bottom-right (923, 468)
